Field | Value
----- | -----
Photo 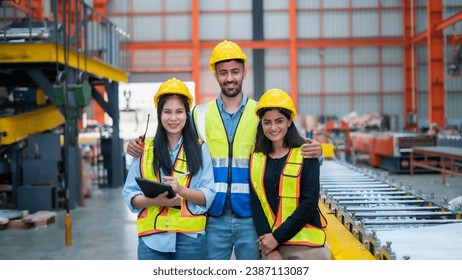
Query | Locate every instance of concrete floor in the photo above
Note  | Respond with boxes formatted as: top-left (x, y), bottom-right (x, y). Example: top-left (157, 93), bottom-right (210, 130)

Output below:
top-left (0, 162), bottom-right (461, 260)
top-left (0, 187), bottom-right (138, 260)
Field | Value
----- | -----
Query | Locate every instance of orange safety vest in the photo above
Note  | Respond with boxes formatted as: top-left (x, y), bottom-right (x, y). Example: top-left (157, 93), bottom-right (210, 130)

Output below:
top-left (250, 147), bottom-right (326, 246)
top-left (137, 138), bottom-right (206, 237)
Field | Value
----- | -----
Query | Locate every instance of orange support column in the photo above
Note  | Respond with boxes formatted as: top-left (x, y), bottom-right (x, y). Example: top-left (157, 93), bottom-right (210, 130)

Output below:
top-left (191, 0), bottom-right (201, 105)
top-left (288, 0), bottom-right (298, 108)
top-left (319, 6), bottom-right (325, 116)
top-left (426, 0), bottom-right (445, 129)
top-left (34, 0), bottom-right (44, 19)
top-left (403, 0), bottom-right (418, 132)
top-left (348, 1), bottom-right (354, 113)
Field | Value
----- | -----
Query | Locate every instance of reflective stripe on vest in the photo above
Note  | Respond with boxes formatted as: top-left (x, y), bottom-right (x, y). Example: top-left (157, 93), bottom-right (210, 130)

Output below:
top-left (136, 138), bottom-right (206, 236)
top-left (193, 99), bottom-right (257, 217)
top-left (250, 148), bottom-right (326, 246)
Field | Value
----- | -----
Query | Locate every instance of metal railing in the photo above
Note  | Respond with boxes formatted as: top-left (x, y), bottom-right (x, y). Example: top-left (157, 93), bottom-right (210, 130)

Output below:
top-left (0, 0), bottom-right (129, 73)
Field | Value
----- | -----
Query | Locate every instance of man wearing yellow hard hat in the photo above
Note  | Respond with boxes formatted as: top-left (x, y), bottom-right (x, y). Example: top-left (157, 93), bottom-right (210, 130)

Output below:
top-left (126, 40), bottom-right (323, 260)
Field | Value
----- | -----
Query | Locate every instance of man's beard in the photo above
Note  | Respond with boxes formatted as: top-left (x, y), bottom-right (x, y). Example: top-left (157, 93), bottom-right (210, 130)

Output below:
top-left (220, 81), bottom-right (242, 98)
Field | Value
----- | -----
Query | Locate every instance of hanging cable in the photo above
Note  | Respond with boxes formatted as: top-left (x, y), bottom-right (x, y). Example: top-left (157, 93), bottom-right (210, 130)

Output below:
top-left (83, 3), bottom-right (88, 74)
top-left (61, 0), bottom-right (72, 248)
top-left (75, 0), bottom-right (80, 76)
top-left (52, 0), bottom-right (64, 85)
top-left (53, 0), bottom-right (59, 74)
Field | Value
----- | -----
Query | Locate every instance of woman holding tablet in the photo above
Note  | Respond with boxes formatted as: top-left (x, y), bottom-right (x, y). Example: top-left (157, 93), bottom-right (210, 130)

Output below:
top-left (122, 78), bottom-right (216, 260)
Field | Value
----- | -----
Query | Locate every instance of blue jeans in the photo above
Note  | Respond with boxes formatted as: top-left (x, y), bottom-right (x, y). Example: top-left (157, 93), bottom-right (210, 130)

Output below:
top-left (138, 233), bottom-right (206, 260)
top-left (206, 210), bottom-right (260, 260)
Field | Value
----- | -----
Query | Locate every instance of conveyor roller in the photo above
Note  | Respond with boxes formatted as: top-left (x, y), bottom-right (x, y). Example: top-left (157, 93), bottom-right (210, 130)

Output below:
top-left (319, 160), bottom-right (462, 260)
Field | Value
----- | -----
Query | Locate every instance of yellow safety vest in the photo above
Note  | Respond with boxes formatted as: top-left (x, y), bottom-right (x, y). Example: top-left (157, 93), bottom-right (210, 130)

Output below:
top-left (250, 147), bottom-right (326, 246)
top-left (192, 99), bottom-right (257, 217)
top-left (136, 138), bottom-right (206, 237)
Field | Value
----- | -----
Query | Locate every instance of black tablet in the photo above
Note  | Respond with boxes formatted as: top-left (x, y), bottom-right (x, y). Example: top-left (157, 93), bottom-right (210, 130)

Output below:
top-left (135, 177), bottom-right (176, 198)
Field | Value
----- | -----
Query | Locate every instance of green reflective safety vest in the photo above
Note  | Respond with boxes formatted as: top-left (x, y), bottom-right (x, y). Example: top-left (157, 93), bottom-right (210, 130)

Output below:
top-left (250, 147), bottom-right (326, 246)
top-left (136, 138), bottom-right (206, 237)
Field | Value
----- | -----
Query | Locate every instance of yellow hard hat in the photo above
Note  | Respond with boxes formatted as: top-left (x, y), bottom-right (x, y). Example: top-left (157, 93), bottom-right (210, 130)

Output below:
top-left (154, 78), bottom-right (193, 109)
top-left (254, 88), bottom-right (297, 120)
top-left (209, 40), bottom-right (247, 72)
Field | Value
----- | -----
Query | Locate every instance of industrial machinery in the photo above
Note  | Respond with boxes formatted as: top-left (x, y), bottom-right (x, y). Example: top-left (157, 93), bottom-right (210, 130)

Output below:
top-left (322, 120), bottom-right (352, 162)
top-left (320, 160), bottom-right (462, 260)
top-left (323, 120), bottom-right (352, 154)
top-left (309, 119), bottom-right (352, 162)
top-left (351, 132), bottom-right (436, 173)
top-left (0, 1), bottom-right (128, 213)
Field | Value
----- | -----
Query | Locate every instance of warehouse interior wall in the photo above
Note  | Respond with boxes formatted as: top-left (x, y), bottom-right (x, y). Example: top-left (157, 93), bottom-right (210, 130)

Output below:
top-left (104, 0), bottom-right (462, 132)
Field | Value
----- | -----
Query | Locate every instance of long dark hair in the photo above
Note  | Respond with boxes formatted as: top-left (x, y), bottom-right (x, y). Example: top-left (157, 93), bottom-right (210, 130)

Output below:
top-left (253, 108), bottom-right (304, 155)
top-left (153, 94), bottom-right (202, 176)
